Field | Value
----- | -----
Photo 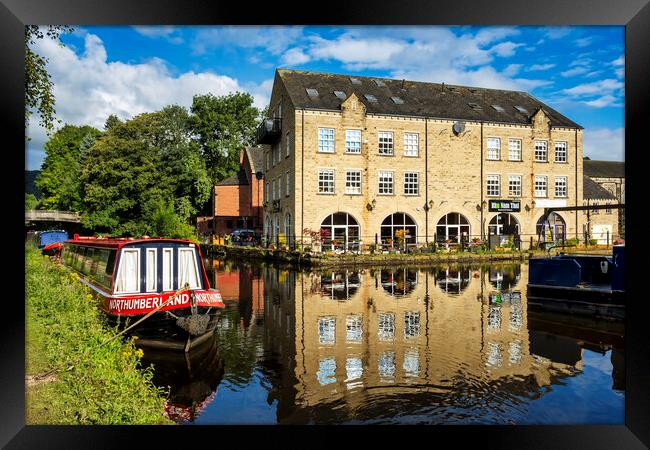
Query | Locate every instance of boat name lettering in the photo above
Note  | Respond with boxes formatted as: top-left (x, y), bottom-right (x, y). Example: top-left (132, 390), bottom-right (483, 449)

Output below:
top-left (109, 293), bottom-right (190, 312)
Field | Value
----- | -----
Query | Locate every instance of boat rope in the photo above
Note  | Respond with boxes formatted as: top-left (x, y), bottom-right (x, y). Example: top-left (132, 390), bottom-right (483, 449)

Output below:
top-left (32, 283), bottom-right (191, 381)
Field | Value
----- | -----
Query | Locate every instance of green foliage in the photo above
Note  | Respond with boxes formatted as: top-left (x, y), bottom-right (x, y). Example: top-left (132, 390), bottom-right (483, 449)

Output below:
top-left (81, 106), bottom-right (209, 237)
top-left (565, 238), bottom-right (579, 246)
top-left (26, 193), bottom-right (39, 210)
top-left (25, 26), bottom-right (74, 136)
top-left (36, 124), bottom-right (102, 211)
top-left (190, 92), bottom-right (260, 184)
top-left (588, 239), bottom-right (598, 245)
top-left (25, 246), bottom-right (172, 424)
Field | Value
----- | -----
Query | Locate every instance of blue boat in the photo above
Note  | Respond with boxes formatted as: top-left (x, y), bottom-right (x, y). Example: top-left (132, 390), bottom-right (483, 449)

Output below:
top-left (527, 245), bottom-right (625, 320)
top-left (27, 230), bottom-right (69, 255)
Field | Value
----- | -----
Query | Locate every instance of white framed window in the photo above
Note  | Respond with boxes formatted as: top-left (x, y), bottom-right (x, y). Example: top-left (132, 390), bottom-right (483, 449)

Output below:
top-left (318, 169), bottom-right (335, 194)
top-left (345, 170), bottom-right (362, 195)
top-left (285, 171), bottom-right (290, 196)
top-left (487, 138), bottom-right (501, 160)
top-left (345, 129), bottom-right (361, 154)
top-left (404, 172), bottom-right (419, 195)
top-left (555, 176), bottom-right (568, 197)
top-left (404, 133), bottom-right (419, 157)
top-left (178, 247), bottom-right (201, 289)
top-left (115, 248), bottom-right (140, 294)
top-left (266, 152), bottom-right (270, 171)
top-left (318, 128), bottom-right (335, 153)
top-left (508, 139), bottom-right (522, 161)
top-left (534, 176), bottom-right (547, 197)
top-left (145, 248), bottom-right (157, 293)
top-left (162, 248), bottom-right (173, 291)
top-left (286, 132), bottom-right (291, 157)
top-left (378, 131), bottom-right (394, 155)
top-left (378, 171), bottom-right (394, 195)
top-left (508, 175), bottom-right (522, 197)
top-left (555, 141), bottom-right (567, 163)
top-left (486, 174), bottom-right (500, 197)
top-left (272, 143), bottom-right (278, 165)
top-left (535, 140), bottom-right (548, 162)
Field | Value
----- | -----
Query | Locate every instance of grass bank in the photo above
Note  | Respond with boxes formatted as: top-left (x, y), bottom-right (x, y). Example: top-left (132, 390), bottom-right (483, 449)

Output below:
top-left (25, 246), bottom-right (173, 424)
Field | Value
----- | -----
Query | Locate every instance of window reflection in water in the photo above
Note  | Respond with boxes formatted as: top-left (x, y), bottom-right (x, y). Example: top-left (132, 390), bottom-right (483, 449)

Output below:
top-left (317, 357), bottom-right (337, 386)
top-left (486, 342), bottom-right (503, 369)
top-left (404, 311), bottom-right (420, 338)
top-left (403, 349), bottom-right (420, 378)
top-left (380, 269), bottom-right (418, 297)
top-left (378, 351), bottom-right (396, 382)
top-left (378, 313), bottom-right (396, 342)
top-left (435, 267), bottom-right (471, 294)
top-left (345, 357), bottom-right (363, 387)
top-left (318, 317), bottom-right (336, 345)
top-left (346, 315), bottom-right (363, 343)
top-left (320, 271), bottom-right (361, 300)
top-left (509, 340), bottom-right (523, 365)
top-left (487, 306), bottom-right (502, 334)
top-left (489, 265), bottom-right (521, 291)
top-left (509, 293), bottom-right (523, 331)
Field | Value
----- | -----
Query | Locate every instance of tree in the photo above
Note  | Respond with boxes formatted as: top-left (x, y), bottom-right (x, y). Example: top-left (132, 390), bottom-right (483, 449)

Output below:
top-left (25, 25), bottom-right (73, 136)
top-left (36, 124), bottom-right (102, 211)
top-left (189, 92), bottom-right (260, 185)
top-left (25, 193), bottom-right (39, 210)
top-left (81, 106), bottom-right (211, 237)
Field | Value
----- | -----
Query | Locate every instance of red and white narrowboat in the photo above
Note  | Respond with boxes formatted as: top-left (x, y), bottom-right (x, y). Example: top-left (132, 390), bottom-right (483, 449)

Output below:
top-left (61, 235), bottom-right (224, 351)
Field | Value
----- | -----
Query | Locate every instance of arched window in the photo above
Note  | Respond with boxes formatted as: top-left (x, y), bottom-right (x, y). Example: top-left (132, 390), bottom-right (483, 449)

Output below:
top-left (488, 213), bottom-right (520, 235)
top-left (380, 212), bottom-right (417, 250)
top-left (320, 212), bottom-right (360, 252)
top-left (436, 213), bottom-right (471, 243)
top-left (434, 267), bottom-right (471, 294)
top-left (488, 264), bottom-right (521, 291)
top-left (536, 212), bottom-right (566, 243)
top-left (320, 271), bottom-right (361, 300)
top-left (380, 268), bottom-right (418, 297)
top-left (284, 213), bottom-right (292, 246)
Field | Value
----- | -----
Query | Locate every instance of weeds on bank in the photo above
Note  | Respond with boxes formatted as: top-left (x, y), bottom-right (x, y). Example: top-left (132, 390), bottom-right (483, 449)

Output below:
top-left (25, 247), bottom-right (173, 424)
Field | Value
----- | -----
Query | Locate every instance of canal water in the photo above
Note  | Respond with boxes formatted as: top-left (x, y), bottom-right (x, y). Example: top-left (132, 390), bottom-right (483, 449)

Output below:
top-left (140, 259), bottom-right (625, 425)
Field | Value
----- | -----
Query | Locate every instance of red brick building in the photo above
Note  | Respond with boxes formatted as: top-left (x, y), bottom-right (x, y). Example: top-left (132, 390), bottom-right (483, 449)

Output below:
top-left (198, 147), bottom-right (265, 237)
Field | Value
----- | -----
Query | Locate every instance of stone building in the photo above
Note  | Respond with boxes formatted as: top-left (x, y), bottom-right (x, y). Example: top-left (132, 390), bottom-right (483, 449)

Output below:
top-left (583, 158), bottom-right (625, 237)
top-left (258, 69), bottom-right (586, 250)
top-left (198, 147), bottom-right (265, 237)
top-left (583, 176), bottom-right (620, 243)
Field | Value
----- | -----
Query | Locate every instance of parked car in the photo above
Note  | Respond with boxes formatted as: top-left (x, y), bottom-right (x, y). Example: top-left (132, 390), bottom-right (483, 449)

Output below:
top-left (231, 229), bottom-right (258, 246)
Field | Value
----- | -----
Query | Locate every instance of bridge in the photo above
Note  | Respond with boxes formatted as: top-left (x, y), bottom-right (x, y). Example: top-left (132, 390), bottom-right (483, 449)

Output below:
top-left (25, 210), bottom-right (81, 223)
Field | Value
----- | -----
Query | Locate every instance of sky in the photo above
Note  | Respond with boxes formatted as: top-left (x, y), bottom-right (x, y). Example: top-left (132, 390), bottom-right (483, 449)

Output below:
top-left (25, 25), bottom-right (625, 170)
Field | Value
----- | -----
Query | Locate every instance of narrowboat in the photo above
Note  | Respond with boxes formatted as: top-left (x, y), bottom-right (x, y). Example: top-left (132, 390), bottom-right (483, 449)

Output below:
top-left (61, 235), bottom-right (224, 351)
top-left (527, 245), bottom-right (625, 320)
top-left (27, 229), bottom-right (69, 255)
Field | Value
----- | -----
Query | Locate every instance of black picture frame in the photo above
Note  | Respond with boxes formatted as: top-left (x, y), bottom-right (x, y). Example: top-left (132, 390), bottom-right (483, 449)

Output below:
top-left (4, 0), bottom-right (648, 447)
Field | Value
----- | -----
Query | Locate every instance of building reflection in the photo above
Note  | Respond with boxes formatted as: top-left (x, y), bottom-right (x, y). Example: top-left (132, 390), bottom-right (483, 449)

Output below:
top-left (256, 262), bottom-right (624, 423)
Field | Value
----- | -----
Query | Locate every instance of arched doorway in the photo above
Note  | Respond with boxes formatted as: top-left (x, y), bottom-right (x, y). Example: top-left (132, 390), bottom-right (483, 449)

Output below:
top-left (436, 213), bottom-right (471, 244)
top-left (380, 212), bottom-right (417, 250)
top-left (488, 213), bottom-right (520, 246)
top-left (536, 212), bottom-right (566, 244)
top-left (320, 212), bottom-right (360, 252)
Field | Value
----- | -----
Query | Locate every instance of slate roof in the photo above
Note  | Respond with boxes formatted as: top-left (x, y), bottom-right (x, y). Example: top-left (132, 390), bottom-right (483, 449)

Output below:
top-left (277, 69), bottom-right (582, 129)
top-left (245, 146), bottom-right (264, 175)
top-left (584, 176), bottom-right (616, 200)
top-left (217, 169), bottom-right (249, 186)
top-left (583, 159), bottom-right (625, 179)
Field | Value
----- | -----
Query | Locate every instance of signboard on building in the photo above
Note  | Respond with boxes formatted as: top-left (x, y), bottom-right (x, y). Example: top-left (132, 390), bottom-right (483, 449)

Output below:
top-left (488, 200), bottom-right (521, 212)
top-left (534, 199), bottom-right (567, 208)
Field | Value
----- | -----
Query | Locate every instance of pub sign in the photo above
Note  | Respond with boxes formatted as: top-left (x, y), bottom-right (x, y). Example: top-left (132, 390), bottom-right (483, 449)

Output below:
top-left (488, 200), bottom-right (521, 212)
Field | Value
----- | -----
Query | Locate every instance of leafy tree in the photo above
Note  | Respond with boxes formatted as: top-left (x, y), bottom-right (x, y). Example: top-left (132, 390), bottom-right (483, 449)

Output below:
top-left (25, 193), bottom-right (39, 210)
top-left (25, 25), bottom-right (73, 136)
top-left (190, 92), bottom-right (260, 184)
top-left (36, 124), bottom-right (102, 211)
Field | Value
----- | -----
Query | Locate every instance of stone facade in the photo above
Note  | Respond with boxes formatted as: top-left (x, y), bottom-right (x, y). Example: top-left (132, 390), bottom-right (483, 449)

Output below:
top-left (261, 70), bottom-right (586, 250)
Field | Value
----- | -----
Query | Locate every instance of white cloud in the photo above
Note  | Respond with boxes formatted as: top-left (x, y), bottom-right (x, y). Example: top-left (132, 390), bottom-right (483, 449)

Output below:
top-left (574, 37), bottom-right (593, 48)
top-left (583, 95), bottom-right (619, 108)
top-left (281, 47), bottom-right (310, 65)
top-left (562, 79), bottom-right (623, 96)
top-left (26, 31), bottom-right (270, 169)
top-left (308, 36), bottom-right (406, 67)
top-left (489, 41), bottom-right (524, 57)
top-left (561, 66), bottom-right (589, 77)
top-left (503, 64), bottom-right (522, 76)
top-left (191, 26), bottom-right (304, 56)
top-left (545, 27), bottom-right (572, 39)
top-left (583, 128), bottom-right (624, 161)
top-left (527, 63), bottom-right (555, 71)
top-left (611, 56), bottom-right (624, 66)
top-left (132, 26), bottom-right (183, 44)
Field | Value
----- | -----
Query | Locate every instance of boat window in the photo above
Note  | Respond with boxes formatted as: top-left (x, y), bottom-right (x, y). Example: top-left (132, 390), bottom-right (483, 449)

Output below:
top-left (115, 248), bottom-right (141, 294)
top-left (83, 247), bottom-right (97, 276)
top-left (178, 247), bottom-right (200, 289)
top-left (106, 250), bottom-right (116, 276)
top-left (75, 246), bottom-right (87, 271)
top-left (93, 249), bottom-right (112, 291)
top-left (162, 248), bottom-right (173, 291)
top-left (146, 248), bottom-right (157, 292)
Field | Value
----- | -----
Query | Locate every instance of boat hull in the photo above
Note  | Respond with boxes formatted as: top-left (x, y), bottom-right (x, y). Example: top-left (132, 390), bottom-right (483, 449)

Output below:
top-left (527, 284), bottom-right (625, 320)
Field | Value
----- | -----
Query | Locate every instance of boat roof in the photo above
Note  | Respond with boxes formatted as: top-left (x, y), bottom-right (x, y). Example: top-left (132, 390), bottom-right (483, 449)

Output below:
top-left (64, 235), bottom-right (196, 250)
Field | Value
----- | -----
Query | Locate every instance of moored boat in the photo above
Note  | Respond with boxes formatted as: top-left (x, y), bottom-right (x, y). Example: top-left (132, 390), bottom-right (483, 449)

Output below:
top-left (61, 234), bottom-right (224, 350)
top-left (527, 245), bottom-right (625, 320)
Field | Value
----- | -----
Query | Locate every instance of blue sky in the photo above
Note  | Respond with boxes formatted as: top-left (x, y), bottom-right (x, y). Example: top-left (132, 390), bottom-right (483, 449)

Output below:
top-left (25, 25), bottom-right (624, 170)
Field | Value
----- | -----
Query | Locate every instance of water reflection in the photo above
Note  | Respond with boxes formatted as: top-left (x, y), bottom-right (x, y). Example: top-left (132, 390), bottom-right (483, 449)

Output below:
top-left (175, 259), bottom-right (626, 425)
